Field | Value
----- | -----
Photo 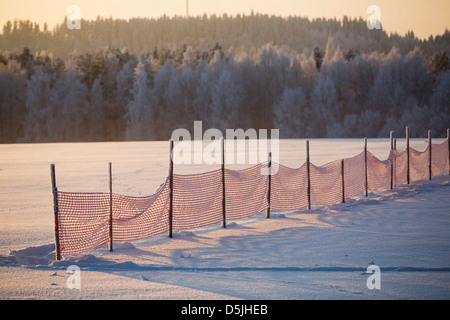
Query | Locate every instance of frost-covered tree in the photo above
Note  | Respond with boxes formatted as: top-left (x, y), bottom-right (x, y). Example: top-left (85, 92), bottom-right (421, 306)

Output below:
top-left (192, 59), bottom-right (214, 126)
top-left (308, 75), bottom-right (341, 137)
top-left (273, 87), bottom-right (307, 138)
top-left (178, 62), bottom-right (201, 124)
top-left (428, 71), bottom-right (450, 137)
top-left (234, 52), bottom-right (260, 128)
top-left (51, 67), bottom-right (89, 141)
top-left (210, 54), bottom-right (242, 131)
top-left (151, 60), bottom-right (178, 138)
top-left (22, 68), bottom-right (55, 142)
top-left (88, 78), bottom-right (107, 140)
top-left (1, 25), bottom-right (449, 143)
top-left (0, 60), bottom-right (27, 142)
top-left (125, 58), bottom-right (155, 140)
top-left (256, 45), bottom-right (291, 129)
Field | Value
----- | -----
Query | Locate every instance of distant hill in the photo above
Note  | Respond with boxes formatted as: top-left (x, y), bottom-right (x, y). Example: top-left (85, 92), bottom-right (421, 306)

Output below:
top-left (1, 14), bottom-right (449, 59)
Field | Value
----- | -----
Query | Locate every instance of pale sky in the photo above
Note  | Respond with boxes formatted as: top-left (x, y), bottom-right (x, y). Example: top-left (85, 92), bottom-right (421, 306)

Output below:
top-left (1, 0), bottom-right (449, 40)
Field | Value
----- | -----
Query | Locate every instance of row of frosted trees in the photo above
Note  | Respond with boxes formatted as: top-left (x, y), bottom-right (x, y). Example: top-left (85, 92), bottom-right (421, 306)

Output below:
top-left (1, 38), bottom-right (448, 143)
top-left (3, 14), bottom-right (449, 60)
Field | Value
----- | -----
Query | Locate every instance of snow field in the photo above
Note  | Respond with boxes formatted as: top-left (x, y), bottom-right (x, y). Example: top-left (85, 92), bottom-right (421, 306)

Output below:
top-left (1, 139), bottom-right (449, 299)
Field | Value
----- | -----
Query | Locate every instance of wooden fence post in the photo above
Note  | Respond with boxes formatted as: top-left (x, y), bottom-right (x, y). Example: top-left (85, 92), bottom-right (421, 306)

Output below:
top-left (221, 137), bottom-right (226, 228)
top-left (267, 152), bottom-right (272, 218)
top-left (428, 130), bottom-right (432, 180)
top-left (406, 126), bottom-right (410, 184)
top-left (364, 137), bottom-right (368, 197)
top-left (306, 140), bottom-right (311, 210)
top-left (109, 162), bottom-right (113, 252)
top-left (169, 139), bottom-right (174, 238)
top-left (50, 164), bottom-right (61, 261)
top-left (341, 159), bottom-right (345, 203)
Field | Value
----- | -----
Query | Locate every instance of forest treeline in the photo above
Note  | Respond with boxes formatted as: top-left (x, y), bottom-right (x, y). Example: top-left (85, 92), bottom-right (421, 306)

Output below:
top-left (0, 14), bottom-right (449, 142)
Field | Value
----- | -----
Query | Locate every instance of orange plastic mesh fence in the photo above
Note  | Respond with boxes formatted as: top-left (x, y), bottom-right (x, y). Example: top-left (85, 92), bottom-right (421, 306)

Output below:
top-left (343, 151), bottom-right (366, 199)
top-left (393, 149), bottom-right (408, 186)
top-left (367, 151), bottom-right (390, 192)
top-left (112, 181), bottom-right (170, 243)
top-left (57, 181), bottom-right (170, 256)
top-left (56, 139), bottom-right (449, 257)
top-left (310, 159), bottom-right (342, 206)
top-left (270, 163), bottom-right (308, 211)
top-left (57, 192), bottom-right (110, 256)
top-left (431, 140), bottom-right (450, 177)
top-left (225, 163), bottom-right (269, 220)
top-left (173, 169), bottom-right (223, 230)
top-left (410, 147), bottom-right (430, 182)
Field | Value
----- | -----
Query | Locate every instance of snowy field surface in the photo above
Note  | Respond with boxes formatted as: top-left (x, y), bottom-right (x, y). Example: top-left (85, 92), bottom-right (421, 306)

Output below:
top-left (1, 139), bottom-right (450, 300)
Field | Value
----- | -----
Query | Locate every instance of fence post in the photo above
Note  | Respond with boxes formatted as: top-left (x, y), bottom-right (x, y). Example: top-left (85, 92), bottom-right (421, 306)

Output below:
top-left (221, 137), bottom-right (226, 228)
top-left (109, 162), bottom-right (113, 252)
top-left (364, 137), bottom-right (368, 197)
top-left (306, 140), bottom-right (311, 210)
top-left (406, 126), bottom-right (410, 184)
top-left (390, 131), bottom-right (394, 151)
top-left (267, 152), bottom-right (272, 218)
top-left (50, 164), bottom-right (61, 261)
top-left (393, 138), bottom-right (397, 188)
top-left (390, 131), bottom-right (394, 189)
top-left (341, 159), bottom-right (345, 203)
top-left (428, 130), bottom-right (432, 180)
top-left (169, 139), bottom-right (174, 238)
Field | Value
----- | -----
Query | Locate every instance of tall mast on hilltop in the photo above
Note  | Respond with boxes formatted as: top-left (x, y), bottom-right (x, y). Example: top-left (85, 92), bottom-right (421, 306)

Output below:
top-left (186, 0), bottom-right (189, 18)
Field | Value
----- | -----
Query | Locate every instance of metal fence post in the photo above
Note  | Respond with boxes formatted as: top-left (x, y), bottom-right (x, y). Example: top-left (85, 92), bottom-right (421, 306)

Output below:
top-left (267, 152), bottom-right (272, 218)
top-left (406, 127), bottom-right (410, 184)
top-left (364, 137), bottom-right (368, 197)
top-left (109, 162), bottom-right (113, 252)
top-left (390, 131), bottom-right (394, 189)
top-left (169, 139), bottom-right (174, 238)
top-left (221, 137), bottom-right (226, 228)
top-left (306, 140), bottom-right (311, 210)
top-left (393, 138), bottom-right (397, 188)
top-left (428, 130), bottom-right (432, 180)
top-left (447, 128), bottom-right (449, 175)
top-left (341, 159), bottom-right (345, 203)
top-left (50, 164), bottom-right (61, 261)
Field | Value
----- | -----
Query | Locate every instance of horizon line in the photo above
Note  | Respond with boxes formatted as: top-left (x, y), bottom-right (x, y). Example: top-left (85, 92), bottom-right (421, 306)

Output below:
top-left (2, 12), bottom-right (448, 40)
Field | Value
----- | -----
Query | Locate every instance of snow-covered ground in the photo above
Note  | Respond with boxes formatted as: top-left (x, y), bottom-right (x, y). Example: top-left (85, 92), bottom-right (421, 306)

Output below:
top-left (1, 139), bottom-right (449, 300)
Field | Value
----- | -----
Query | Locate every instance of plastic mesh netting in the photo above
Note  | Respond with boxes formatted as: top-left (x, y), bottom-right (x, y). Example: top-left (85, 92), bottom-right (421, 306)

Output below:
top-left (173, 170), bottom-right (223, 230)
top-left (343, 152), bottom-right (365, 198)
top-left (225, 163), bottom-right (269, 220)
top-left (431, 140), bottom-right (449, 177)
top-left (367, 151), bottom-right (390, 192)
top-left (270, 163), bottom-right (308, 211)
top-left (57, 192), bottom-right (110, 256)
top-left (310, 159), bottom-right (342, 206)
top-left (56, 139), bottom-right (449, 257)
top-left (112, 181), bottom-right (170, 243)
top-left (410, 147), bottom-right (430, 182)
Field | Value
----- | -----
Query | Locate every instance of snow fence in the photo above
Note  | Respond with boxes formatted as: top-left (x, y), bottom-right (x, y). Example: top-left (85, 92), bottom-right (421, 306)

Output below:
top-left (53, 138), bottom-right (449, 258)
